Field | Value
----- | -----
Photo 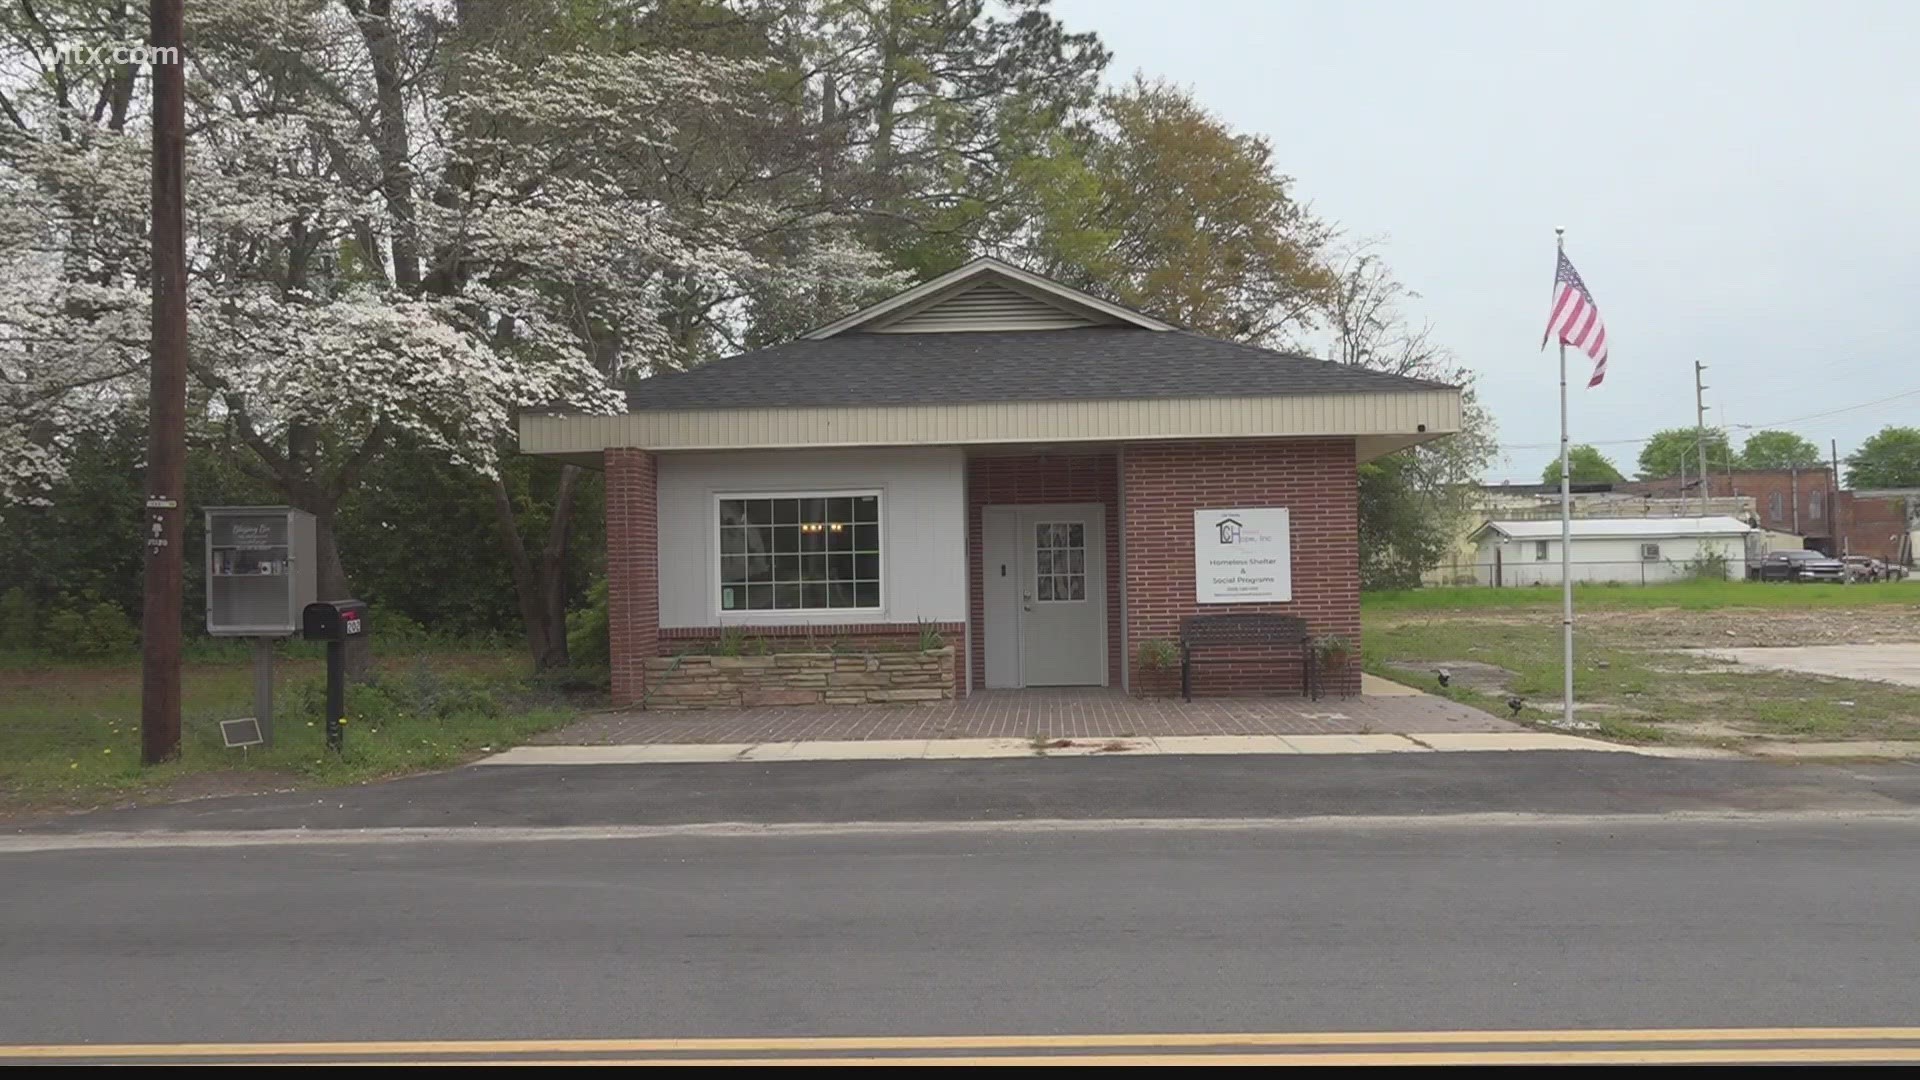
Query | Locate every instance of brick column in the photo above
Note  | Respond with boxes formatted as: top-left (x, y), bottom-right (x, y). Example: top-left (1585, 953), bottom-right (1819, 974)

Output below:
top-left (605, 448), bottom-right (659, 706)
top-left (1120, 438), bottom-right (1361, 696)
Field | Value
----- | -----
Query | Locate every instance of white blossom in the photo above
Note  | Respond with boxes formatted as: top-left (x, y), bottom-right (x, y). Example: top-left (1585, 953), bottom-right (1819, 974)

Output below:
top-left (1, 0), bottom-right (903, 506)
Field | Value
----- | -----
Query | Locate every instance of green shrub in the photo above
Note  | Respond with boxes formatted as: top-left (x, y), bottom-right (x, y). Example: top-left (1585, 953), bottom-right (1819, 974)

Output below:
top-left (41, 596), bottom-right (137, 658)
top-left (1313, 634), bottom-right (1354, 662)
top-left (355, 605), bottom-right (434, 648)
top-left (566, 578), bottom-right (610, 664)
top-left (292, 664), bottom-right (511, 727)
top-left (1680, 548), bottom-right (1731, 581)
top-left (917, 620), bottom-right (946, 651)
top-left (429, 682), bottom-right (504, 719)
top-left (1135, 638), bottom-right (1179, 671)
top-left (527, 664), bottom-right (610, 692)
top-left (0, 587), bottom-right (36, 653)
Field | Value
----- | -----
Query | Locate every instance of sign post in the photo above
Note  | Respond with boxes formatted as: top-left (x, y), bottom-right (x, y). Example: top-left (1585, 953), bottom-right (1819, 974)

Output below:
top-left (205, 507), bottom-right (317, 748)
top-left (251, 637), bottom-right (275, 746)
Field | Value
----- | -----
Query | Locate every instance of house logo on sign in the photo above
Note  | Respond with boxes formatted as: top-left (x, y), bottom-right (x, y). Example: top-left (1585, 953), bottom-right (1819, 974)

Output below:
top-left (1214, 516), bottom-right (1275, 546)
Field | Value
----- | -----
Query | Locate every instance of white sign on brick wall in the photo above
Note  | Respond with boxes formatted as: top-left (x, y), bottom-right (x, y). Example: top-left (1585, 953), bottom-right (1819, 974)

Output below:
top-left (1193, 507), bottom-right (1291, 603)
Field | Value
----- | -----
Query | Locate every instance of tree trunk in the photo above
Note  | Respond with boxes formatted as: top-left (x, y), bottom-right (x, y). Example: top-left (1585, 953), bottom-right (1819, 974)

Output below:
top-left (538, 464), bottom-right (583, 661)
top-left (489, 466), bottom-right (581, 671)
top-left (352, 0), bottom-right (423, 293)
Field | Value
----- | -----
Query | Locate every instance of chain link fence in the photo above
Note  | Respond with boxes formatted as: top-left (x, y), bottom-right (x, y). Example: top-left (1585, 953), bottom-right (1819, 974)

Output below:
top-left (1422, 556), bottom-right (1907, 587)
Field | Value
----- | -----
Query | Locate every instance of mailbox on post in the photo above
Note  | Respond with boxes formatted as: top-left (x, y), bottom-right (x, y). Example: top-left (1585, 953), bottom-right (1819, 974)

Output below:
top-left (302, 600), bottom-right (368, 641)
top-left (303, 600), bottom-right (368, 752)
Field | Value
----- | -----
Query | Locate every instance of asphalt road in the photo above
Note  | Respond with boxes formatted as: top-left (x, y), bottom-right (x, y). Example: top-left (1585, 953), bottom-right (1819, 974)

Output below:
top-left (6, 817), bottom-right (1920, 1062)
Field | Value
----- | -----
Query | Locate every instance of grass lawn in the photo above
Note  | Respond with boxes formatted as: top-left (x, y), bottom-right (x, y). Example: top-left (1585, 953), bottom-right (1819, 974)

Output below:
top-left (1364, 580), bottom-right (1920, 745)
top-left (1365, 577), bottom-right (1920, 613)
top-left (0, 645), bottom-right (588, 812)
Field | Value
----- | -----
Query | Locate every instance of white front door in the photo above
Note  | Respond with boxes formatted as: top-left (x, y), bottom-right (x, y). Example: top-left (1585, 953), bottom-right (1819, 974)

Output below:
top-left (981, 503), bottom-right (1106, 687)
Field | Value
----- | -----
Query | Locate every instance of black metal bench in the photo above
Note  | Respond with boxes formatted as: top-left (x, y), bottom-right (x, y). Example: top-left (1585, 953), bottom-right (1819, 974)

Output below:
top-left (1179, 613), bottom-right (1317, 702)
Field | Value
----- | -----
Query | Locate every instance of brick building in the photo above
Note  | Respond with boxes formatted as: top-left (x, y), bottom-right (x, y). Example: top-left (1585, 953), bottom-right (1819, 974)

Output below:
top-left (520, 259), bottom-right (1458, 706)
top-left (1618, 468), bottom-right (1911, 561)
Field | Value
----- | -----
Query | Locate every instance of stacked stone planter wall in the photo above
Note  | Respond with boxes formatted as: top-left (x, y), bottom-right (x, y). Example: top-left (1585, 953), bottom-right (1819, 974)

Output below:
top-left (643, 646), bottom-right (956, 710)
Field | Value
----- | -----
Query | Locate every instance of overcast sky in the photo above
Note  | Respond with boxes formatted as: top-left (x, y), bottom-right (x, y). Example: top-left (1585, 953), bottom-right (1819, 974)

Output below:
top-left (1052, 0), bottom-right (1920, 481)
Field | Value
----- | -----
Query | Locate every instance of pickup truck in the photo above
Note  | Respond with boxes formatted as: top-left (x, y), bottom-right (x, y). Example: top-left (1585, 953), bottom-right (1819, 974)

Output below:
top-left (1753, 549), bottom-right (1847, 582)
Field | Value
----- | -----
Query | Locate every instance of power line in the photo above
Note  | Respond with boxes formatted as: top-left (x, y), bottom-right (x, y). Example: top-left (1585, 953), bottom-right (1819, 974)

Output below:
top-left (1728, 386), bottom-right (1920, 429)
top-left (1495, 385), bottom-right (1920, 451)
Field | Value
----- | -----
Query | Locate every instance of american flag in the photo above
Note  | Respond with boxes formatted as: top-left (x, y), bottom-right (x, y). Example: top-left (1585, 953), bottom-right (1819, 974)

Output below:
top-left (1542, 250), bottom-right (1609, 387)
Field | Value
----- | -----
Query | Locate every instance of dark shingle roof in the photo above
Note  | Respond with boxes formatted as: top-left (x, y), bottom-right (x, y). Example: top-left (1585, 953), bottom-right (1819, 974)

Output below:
top-left (623, 328), bottom-right (1452, 411)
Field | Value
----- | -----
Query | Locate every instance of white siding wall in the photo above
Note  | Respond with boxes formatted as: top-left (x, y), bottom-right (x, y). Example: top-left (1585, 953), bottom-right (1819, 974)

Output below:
top-left (521, 389), bottom-right (1462, 455)
top-left (865, 281), bottom-right (1105, 333)
top-left (656, 447), bottom-right (967, 628)
top-left (1475, 534), bottom-right (1749, 586)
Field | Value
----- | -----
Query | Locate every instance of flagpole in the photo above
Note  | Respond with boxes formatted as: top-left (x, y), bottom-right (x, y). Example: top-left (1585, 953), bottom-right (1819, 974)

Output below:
top-left (1556, 226), bottom-right (1575, 729)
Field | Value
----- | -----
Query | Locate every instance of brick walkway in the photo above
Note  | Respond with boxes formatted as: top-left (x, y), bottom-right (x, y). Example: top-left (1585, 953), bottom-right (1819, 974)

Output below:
top-left (536, 688), bottom-right (1517, 745)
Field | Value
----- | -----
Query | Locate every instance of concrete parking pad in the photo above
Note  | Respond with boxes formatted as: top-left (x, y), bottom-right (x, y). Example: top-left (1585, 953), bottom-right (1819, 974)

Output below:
top-left (1691, 644), bottom-right (1920, 688)
top-left (1749, 740), bottom-right (1920, 759)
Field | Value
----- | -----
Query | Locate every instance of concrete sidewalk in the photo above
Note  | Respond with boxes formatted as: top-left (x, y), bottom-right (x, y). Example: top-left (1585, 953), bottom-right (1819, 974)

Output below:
top-left (483, 730), bottom-right (1729, 766)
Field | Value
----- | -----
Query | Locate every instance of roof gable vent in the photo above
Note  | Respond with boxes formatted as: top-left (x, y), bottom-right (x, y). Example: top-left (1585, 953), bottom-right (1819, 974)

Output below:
top-left (862, 281), bottom-right (1114, 334)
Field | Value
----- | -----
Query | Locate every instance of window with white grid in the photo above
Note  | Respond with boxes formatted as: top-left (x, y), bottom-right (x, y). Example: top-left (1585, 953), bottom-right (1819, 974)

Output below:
top-left (718, 494), bottom-right (880, 612)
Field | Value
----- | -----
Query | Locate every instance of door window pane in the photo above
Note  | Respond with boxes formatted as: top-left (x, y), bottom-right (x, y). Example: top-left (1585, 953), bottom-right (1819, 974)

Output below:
top-left (1034, 519), bottom-right (1088, 603)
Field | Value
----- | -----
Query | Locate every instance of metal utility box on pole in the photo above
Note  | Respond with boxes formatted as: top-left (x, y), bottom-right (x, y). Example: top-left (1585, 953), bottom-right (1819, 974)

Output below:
top-left (205, 507), bottom-right (318, 746)
top-left (141, 0), bottom-right (188, 766)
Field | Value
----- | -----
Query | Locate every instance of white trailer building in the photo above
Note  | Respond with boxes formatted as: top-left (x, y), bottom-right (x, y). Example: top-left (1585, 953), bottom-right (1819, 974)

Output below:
top-left (1468, 516), bottom-right (1755, 586)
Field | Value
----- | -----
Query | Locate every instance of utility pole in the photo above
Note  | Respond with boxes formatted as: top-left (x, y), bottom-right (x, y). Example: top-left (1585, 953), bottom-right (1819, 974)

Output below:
top-left (1694, 361), bottom-right (1709, 516)
top-left (141, 0), bottom-right (187, 765)
top-left (1721, 408), bottom-right (1735, 508)
top-left (1831, 438), bottom-right (1843, 564)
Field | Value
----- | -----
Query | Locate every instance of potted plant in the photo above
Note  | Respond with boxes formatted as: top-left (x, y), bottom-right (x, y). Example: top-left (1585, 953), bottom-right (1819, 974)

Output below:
top-left (1134, 639), bottom-right (1180, 695)
top-left (1312, 634), bottom-right (1354, 690)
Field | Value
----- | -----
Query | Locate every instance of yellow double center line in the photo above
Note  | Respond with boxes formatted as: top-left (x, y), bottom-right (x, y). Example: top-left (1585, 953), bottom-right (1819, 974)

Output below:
top-left (8, 1028), bottom-right (1920, 1065)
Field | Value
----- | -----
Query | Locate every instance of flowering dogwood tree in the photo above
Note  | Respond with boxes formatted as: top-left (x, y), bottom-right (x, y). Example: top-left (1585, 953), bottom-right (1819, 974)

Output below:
top-left (0, 2), bottom-right (152, 508)
top-left (3, 0), bottom-right (902, 665)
